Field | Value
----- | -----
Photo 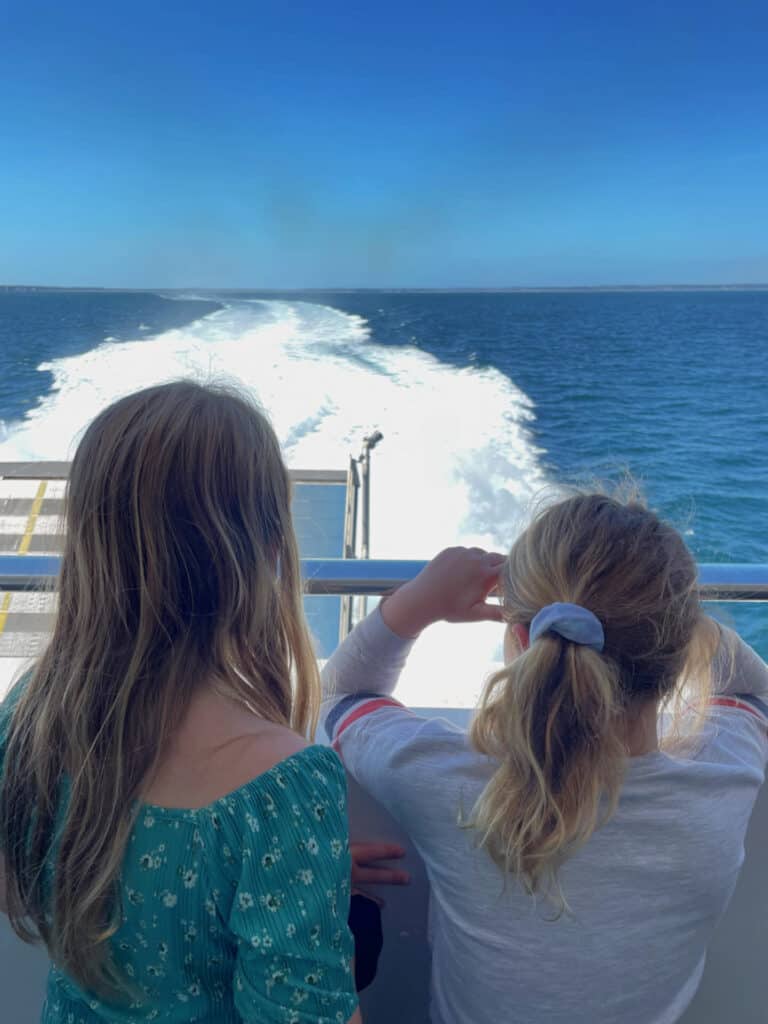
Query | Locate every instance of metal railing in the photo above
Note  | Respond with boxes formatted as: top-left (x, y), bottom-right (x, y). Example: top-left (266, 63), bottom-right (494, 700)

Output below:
top-left (1, 556), bottom-right (767, 601)
top-left (0, 463), bottom-right (351, 483)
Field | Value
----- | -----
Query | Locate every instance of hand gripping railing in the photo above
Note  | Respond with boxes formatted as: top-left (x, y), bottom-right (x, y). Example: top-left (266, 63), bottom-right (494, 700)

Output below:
top-left (0, 556), bottom-right (767, 601)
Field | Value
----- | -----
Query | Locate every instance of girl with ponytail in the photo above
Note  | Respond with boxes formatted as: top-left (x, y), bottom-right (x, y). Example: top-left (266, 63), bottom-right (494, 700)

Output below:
top-left (321, 491), bottom-right (768, 1024)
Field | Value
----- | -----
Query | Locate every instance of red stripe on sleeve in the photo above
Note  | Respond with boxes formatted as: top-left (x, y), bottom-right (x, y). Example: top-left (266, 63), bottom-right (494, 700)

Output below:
top-left (335, 697), bottom-right (407, 739)
top-left (709, 697), bottom-right (768, 725)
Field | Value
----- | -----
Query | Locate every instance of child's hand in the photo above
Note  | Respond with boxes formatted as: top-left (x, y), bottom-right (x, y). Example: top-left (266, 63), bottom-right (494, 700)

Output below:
top-left (350, 842), bottom-right (410, 894)
top-left (380, 547), bottom-right (507, 638)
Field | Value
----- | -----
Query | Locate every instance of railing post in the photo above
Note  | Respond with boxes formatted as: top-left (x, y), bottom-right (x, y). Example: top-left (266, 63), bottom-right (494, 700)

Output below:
top-left (339, 457), bottom-right (360, 642)
top-left (359, 431), bottom-right (383, 560)
top-left (355, 431), bottom-right (383, 623)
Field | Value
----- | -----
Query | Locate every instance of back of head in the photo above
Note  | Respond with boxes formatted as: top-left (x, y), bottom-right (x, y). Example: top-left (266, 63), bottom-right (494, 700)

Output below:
top-left (0, 380), bottom-right (319, 997)
top-left (469, 490), bottom-right (716, 901)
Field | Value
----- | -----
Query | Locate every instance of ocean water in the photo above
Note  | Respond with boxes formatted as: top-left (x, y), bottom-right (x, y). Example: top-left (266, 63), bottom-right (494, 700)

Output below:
top-left (0, 289), bottom-right (766, 700)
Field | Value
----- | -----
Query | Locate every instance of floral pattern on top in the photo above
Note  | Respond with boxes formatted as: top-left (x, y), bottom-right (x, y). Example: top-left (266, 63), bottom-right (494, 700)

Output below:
top-left (0, 701), bottom-right (357, 1024)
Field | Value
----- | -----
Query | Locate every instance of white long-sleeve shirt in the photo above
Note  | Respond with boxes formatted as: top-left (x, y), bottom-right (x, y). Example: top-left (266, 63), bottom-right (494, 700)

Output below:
top-left (321, 610), bottom-right (768, 1024)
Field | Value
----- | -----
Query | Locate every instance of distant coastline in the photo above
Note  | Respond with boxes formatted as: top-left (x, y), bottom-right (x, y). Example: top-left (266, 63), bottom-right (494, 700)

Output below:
top-left (3, 283), bottom-right (768, 294)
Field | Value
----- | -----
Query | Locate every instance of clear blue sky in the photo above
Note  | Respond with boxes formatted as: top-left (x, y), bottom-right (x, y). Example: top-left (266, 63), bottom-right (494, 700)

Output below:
top-left (2, 0), bottom-right (767, 287)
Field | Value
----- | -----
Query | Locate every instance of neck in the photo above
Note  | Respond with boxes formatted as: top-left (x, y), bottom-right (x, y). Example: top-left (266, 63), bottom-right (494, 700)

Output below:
top-left (624, 700), bottom-right (660, 756)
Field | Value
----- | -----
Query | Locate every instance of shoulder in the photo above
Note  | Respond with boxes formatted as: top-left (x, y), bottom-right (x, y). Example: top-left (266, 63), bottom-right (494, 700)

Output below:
top-left (694, 709), bottom-right (767, 778)
top-left (335, 710), bottom-right (477, 823)
top-left (212, 727), bottom-right (343, 811)
top-left (234, 721), bottom-right (311, 778)
top-left (232, 724), bottom-right (342, 780)
top-left (0, 669), bottom-right (34, 766)
top-left (335, 704), bottom-right (468, 765)
top-left (223, 743), bottom-right (348, 869)
top-left (226, 726), bottom-right (345, 803)
top-left (0, 669), bottom-right (34, 720)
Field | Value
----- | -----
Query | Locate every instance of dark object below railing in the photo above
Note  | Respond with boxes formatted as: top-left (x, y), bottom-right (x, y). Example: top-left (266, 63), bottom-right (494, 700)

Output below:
top-left (0, 557), bottom-right (767, 601)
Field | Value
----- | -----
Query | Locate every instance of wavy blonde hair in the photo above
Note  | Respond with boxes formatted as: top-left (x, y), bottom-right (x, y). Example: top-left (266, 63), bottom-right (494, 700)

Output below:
top-left (0, 380), bottom-right (320, 998)
top-left (469, 490), bottom-right (720, 902)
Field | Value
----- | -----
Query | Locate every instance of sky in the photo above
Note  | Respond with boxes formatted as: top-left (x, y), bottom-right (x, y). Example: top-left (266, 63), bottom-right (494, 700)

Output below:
top-left (1, 0), bottom-right (767, 288)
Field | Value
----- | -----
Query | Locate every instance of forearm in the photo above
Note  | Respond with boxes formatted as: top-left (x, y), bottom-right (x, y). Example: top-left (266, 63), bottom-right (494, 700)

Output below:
top-left (320, 548), bottom-right (503, 717)
top-left (321, 604), bottom-right (416, 704)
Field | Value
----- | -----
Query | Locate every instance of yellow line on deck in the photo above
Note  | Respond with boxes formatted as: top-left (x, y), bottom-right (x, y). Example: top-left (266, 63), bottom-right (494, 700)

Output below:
top-left (18, 481), bottom-right (48, 555)
top-left (0, 592), bottom-right (11, 636)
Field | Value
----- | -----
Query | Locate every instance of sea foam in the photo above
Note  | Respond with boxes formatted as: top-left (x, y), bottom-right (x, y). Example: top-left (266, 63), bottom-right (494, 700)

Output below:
top-left (0, 298), bottom-right (550, 706)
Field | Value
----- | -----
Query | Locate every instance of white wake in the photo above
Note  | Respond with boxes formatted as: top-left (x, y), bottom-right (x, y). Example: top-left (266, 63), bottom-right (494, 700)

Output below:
top-left (0, 298), bottom-right (551, 705)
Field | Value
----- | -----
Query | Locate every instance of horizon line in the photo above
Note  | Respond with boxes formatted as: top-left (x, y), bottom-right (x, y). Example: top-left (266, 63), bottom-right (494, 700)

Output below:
top-left (2, 282), bottom-right (768, 294)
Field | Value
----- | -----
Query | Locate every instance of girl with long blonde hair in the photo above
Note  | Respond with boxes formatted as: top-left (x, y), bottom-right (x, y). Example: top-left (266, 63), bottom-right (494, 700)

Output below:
top-left (0, 381), bottom-right (364, 1023)
top-left (321, 491), bottom-right (768, 1024)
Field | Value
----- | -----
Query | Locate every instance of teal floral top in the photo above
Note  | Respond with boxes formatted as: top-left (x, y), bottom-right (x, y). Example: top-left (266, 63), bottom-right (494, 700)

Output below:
top-left (0, 686), bottom-right (358, 1024)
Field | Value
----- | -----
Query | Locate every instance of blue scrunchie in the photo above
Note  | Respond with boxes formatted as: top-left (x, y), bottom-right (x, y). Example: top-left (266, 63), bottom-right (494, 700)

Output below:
top-left (529, 602), bottom-right (604, 652)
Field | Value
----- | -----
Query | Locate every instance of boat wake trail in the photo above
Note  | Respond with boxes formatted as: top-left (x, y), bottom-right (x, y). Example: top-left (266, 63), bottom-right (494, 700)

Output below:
top-left (0, 298), bottom-right (551, 704)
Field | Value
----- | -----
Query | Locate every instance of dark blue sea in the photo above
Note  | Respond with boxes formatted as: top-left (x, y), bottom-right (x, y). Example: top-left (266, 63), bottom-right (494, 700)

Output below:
top-left (0, 288), bottom-right (766, 660)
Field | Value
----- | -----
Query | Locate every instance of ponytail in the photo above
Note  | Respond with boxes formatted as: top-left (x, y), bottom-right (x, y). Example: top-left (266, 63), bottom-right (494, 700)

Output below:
top-left (469, 634), bottom-right (625, 900)
top-left (466, 490), bottom-right (709, 903)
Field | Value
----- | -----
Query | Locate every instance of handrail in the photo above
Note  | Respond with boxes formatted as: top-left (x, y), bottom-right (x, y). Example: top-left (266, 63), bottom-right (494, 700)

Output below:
top-left (0, 462), bottom-right (348, 484)
top-left (1, 556), bottom-right (767, 601)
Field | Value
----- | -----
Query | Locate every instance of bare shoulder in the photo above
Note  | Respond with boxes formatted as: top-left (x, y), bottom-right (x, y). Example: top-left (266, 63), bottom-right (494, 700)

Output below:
top-left (144, 716), bottom-right (316, 810)
top-left (236, 720), bottom-right (311, 778)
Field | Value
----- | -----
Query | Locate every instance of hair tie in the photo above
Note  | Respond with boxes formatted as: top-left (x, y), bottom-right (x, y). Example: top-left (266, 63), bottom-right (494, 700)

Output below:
top-left (529, 602), bottom-right (604, 652)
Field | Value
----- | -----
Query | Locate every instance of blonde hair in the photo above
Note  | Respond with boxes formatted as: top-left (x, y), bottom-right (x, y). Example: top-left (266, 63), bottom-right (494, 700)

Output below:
top-left (469, 490), bottom-right (719, 902)
top-left (0, 380), bottom-right (320, 998)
